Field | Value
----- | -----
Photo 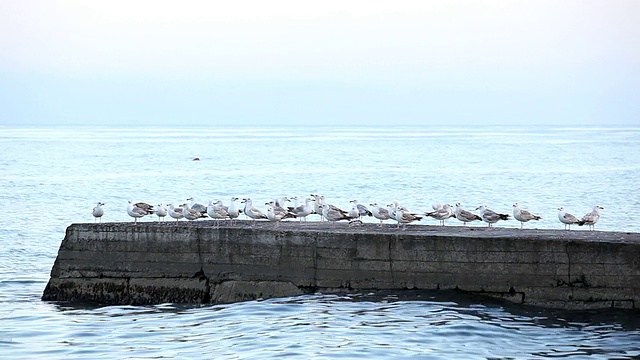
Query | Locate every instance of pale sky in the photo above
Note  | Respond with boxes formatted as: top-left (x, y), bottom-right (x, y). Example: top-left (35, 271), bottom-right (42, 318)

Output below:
top-left (1, 0), bottom-right (638, 126)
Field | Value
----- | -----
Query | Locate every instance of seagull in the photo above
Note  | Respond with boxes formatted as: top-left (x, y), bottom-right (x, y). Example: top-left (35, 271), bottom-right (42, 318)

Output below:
top-left (92, 202), bottom-right (104, 223)
top-left (311, 194), bottom-right (324, 220)
top-left (127, 200), bottom-right (153, 223)
top-left (290, 197), bottom-right (314, 221)
top-left (370, 203), bottom-right (392, 227)
top-left (213, 199), bottom-right (228, 212)
top-left (154, 204), bottom-right (168, 221)
top-left (227, 197), bottom-right (241, 224)
top-left (476, 205), bottom-right (510, 227)
top-left (187, 197), bottom-right (208, 218)
top-left (289, 195), bottom-right (301, 209)
top-left (266, 205), bottom-right (295, 227)
top-left (579, 205), bottom-right (604, 231)
top-left (318, 195), bottom-right (349, 217)
top-left (182, 203), bottom-right (207, 222)
top-left (266, 200), bottom-right (289, 215)
top-left (386, 202), bottom-right (401, 221)
top-left (322, 203), bottom-right (352, 226)
top-left (425, 203), bottom-right (455, 226)
top-left (454, 203), bottom-right (482, 225)
top-left (242, 198), bottom-right (268, 222)
top-left (348, 200), bottom-right (372, 220)
top-left (512, 203), bottom-right (541, 229)
top-left (207, 200), bottom-right (229, 219)
top-left (394, 205), bottom-right (423, 229)
top-left (274, 197), bottom-right (290, 210)
top-left (168, 203), bottom-right (184, 222)
top-left (557, 207), bottom-right (581, 230)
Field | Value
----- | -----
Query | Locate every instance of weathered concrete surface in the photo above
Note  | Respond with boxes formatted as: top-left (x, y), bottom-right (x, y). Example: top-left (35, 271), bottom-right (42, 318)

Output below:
top-left (42, 220), bottom-right (640, 310)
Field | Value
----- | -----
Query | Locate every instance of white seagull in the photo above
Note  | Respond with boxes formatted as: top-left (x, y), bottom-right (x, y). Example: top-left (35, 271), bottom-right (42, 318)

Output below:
top-left (386, 202), bottom-right (401, 221)
top-left (266, 205), bottom-right (295, 227)
top-left (454, 203), bottom-right (482, 225)
top-left (266, 200), bottom-right (289, 215)
top-left (290, 197), bottom-right (314, 221)
top-left (425, 203), bottom-right (455, 226)
top-left (227, 197), bottom-right (241, 224)
top-left (557, 207), bottom-right (581, 230)
top-left (187, 197), bottom-right (208, 218)
top-left (154, 204), bottom-right (168, 221)
top-left (348, 200), bottom-right (372, 220)
top-left (512, 203), bottom-right (541, 229)
top-left (476, 205), bottom-right (510, 228)
top-left (207, 201), bottom-right (230, 220)
top-left (242, 198), bottom-right (268, 222)
top-left (168, 203), bottom-right (184, 222)
top-left (127, 200), bottom-right (153, 223)
top-left (92, 202), bottom-right (104, 223)
top-left (370, 203), bottom-right (392, 227)
top-left (322, 203), bottom-right (352, 226)
top-left (579, 205), bottom-right (604, 231)
top-left (319, 195), bottom-right (349, 217)
top-left (182, 203), bottom-right (207, 222)
top-left (394, 205), bottom-right (423, 229)
top-left (311, 194), bottom-right (324, 220)
top-left (274, 197), bottom-right (290, 210)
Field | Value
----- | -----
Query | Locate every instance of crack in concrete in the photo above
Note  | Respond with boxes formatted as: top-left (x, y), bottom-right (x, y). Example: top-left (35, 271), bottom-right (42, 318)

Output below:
top-left (565, 241), bottom-right (574, 299)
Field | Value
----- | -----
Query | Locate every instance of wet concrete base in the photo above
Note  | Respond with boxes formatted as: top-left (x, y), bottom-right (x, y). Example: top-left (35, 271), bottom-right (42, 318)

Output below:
top-left (42, 220), bottom-right (640, 310)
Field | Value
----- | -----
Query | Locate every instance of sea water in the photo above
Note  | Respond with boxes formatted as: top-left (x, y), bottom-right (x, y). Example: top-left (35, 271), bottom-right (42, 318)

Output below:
top-left (1, 125), bottom-right (639, 358)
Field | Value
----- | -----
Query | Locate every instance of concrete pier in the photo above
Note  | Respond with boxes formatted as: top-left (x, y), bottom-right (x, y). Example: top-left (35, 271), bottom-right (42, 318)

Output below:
top-left (42, 221), bottom-right (640, 310)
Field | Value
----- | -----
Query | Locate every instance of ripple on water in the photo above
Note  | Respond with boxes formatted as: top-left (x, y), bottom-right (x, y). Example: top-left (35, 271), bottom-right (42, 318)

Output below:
top-left (1, 291), bottom-right (640, 359)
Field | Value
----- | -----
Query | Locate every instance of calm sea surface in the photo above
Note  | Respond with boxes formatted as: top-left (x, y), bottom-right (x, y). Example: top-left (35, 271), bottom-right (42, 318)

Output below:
top-left (1, 125), bottom-right (639, 358)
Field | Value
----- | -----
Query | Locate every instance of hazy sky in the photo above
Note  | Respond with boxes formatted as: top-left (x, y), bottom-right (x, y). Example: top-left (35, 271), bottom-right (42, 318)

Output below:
top-left (1, 0), bottom-right (638, 126)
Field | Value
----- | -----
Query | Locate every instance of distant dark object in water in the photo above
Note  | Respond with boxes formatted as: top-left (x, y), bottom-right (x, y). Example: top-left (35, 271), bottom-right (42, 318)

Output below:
top-left (192, 157), bottom-right (200, 161)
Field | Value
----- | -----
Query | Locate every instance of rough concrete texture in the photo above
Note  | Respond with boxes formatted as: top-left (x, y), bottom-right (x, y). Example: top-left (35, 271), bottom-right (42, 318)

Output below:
top-left (42, 220), bottom-right (640, 309)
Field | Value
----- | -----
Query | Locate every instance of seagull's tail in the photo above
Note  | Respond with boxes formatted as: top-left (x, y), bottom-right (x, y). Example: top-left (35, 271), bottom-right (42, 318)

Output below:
top-left (499, 214), bottom-right (510, 220)
top-left (578, 220), bottom-right (586, 226)
top-left (533, 215), bottom-right (542, 221)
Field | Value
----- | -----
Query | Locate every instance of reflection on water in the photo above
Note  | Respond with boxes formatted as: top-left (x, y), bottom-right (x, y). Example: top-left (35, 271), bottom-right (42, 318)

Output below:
top-left (3, 290), bottom-right (639, 359)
